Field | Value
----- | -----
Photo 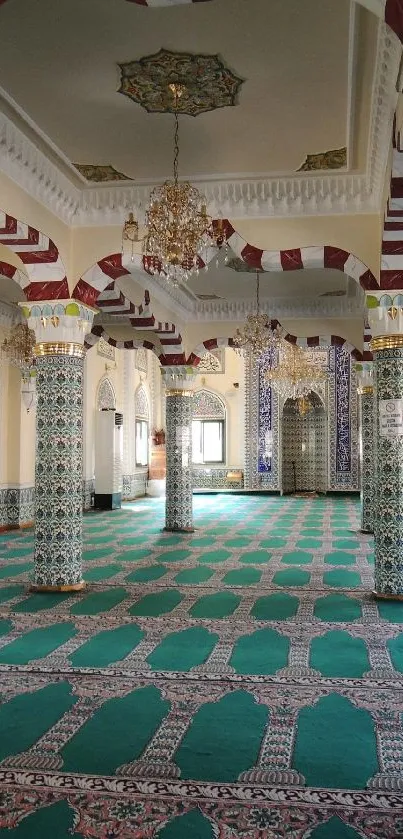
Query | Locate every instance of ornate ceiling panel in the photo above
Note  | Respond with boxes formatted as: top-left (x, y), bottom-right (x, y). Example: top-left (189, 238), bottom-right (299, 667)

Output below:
top-left (118, 49), bottom-right (243, 116)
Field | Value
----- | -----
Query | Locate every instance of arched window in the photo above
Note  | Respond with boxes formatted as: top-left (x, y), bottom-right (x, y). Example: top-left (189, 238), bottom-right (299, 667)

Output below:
top-left (135, 385), bottom-right (150, 467)
top-left (192, 390), bottom-right (226, 464)
top-left (97, 377), bottom-right (116, 410)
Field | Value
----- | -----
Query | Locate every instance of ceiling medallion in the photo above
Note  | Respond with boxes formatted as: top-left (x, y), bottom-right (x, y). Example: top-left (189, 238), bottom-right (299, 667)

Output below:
top-left (297, 147), bottom-right (347, 172)
top-left (74, 164), bottom-right (133, 183)
top-left (117, 49), bottom-right (244, 117)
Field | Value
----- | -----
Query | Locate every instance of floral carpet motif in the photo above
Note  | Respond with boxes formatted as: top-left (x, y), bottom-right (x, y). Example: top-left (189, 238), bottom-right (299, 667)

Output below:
top-left (0, 495), bottom-right (403, 837)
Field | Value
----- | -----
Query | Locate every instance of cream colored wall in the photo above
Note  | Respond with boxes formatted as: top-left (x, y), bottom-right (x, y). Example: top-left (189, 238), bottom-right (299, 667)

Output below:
top-left (193, 348), bottom-right (245, 468)
top-left (1, 358), bottom-right (36, 488)
top-left (83, 344), bottom-right (124, 481)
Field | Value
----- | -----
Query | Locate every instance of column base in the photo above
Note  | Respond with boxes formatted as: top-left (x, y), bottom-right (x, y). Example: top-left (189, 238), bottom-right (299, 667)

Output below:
top-left (372, 590), bottom-right (403, 602)
top-left (163, 526), bottom-right (195, 533)
top-left (30, 582), bottom-right (86, 593)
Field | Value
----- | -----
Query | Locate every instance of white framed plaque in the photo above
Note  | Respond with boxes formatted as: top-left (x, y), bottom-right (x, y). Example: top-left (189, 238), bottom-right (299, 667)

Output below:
top-left (379, 399), bottom-right (403, 437)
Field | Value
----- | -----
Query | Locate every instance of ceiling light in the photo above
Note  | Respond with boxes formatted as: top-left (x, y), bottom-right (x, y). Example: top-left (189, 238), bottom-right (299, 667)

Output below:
top-left (233, 272), bottom-right (281, 358)
top-left (124, 84), bottom-right (227, 286)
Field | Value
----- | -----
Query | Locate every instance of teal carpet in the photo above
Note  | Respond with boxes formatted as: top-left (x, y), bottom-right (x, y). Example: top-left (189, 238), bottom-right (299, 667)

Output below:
top-left (0, 494), bottom-right (402, 837)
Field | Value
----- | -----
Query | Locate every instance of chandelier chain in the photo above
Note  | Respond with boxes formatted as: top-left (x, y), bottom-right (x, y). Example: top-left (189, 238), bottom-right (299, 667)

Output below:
top-left (173, 112), bottom-right (179, 184)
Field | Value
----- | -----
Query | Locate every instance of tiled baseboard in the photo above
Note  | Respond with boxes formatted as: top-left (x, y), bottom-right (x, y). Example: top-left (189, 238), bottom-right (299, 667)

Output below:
top-left (0, 487), bottom-right (35, 528)
top-left (122, 472), bottom-right (148, 500)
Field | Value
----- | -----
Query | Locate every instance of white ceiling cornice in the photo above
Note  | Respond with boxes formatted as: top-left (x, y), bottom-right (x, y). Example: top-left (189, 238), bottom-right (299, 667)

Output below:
top-left (0, 18), bottom-right (400, 227)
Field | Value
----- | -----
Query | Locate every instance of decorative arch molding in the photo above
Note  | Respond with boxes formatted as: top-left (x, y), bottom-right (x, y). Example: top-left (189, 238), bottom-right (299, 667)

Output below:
top-left (0, 211), bottom-right (69, 300)
top-left (96, 376), bottom-right (116, 410)
top-left (200, 222), bottom-right (379, 291)
top-left (193, 388), bottom-right (226, 419)
top-left (188, 331), bottom-right (366, 365)
top-left (74, 254), bottom-right (186, 364)
top-left (135, 383), bottom-right (150, 420)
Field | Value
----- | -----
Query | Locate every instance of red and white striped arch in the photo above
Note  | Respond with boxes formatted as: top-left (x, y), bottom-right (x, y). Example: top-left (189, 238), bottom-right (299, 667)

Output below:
top-left (0, 212), bottom-right (69, 300)
top-left (188, 331), bottom-right (365, 365)
top-left (200, 221), bottom-right (379, 291)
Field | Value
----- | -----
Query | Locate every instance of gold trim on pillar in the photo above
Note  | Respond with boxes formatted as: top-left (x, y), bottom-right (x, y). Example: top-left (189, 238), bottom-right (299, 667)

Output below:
top-left (30, 582), bottom-right (86, 593)
top-left (370, 335), bottom-right (403, 352)
top-left (34, 342), bottom-right (85, 358)
top-left (357, 386), bottom-right (374, 395)
top-left (165, 389), bottom-right (194, 397)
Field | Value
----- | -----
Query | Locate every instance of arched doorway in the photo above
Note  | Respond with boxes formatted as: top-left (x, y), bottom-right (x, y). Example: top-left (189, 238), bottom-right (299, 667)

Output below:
top-left (281, 392), bottom-right (327, 495)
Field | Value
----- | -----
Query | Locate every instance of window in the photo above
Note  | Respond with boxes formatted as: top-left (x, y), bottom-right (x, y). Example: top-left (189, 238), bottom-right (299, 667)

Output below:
top-left (135, 419), bottom-right (149, 466)
top-left (192, 419), bottom-right (225, 464)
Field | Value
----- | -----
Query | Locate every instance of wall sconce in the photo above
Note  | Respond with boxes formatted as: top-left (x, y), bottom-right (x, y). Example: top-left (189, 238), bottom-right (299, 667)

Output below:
top-left (233, 382), bottom-right (239, 389)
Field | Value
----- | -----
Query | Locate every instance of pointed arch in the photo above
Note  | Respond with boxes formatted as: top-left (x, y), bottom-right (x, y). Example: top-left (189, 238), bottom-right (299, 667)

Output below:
top-left (96, 377), bottom-right (116, 411)
top-left (135, 383), bottom-right (150, 420)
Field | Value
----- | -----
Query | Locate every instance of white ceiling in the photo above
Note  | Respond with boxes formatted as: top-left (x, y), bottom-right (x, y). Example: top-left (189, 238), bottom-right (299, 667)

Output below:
top-left (0, 0), bottom-right (376, 181)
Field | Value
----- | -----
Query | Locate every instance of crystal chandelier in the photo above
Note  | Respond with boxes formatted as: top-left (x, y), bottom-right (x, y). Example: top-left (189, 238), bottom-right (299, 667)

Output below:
top-left (295, 396), bottom-right (313, 417)
top-left (141, 84), bottom-right (226, 285)
top-left (233, 272), bottom-right (280, 358)
top-left (1, 323), bottom-right (36, 376)
top-left (265, 340), bottom-right (327, 398)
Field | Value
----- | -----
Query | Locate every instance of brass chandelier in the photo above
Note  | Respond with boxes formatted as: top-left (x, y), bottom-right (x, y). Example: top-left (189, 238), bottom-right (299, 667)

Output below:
top-left (141, 83), bottom-right (226, 285)
top-left (265, 340), bottom-right (327, 399)
top-left (1, 323), bottom-right (35, 375)
top-left (233, 272), bottom-right (281, 358)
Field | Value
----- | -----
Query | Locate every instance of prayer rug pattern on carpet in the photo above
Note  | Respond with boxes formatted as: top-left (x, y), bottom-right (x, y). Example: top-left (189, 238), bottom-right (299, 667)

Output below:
top-left (0, 495), bottom-right (403, 837)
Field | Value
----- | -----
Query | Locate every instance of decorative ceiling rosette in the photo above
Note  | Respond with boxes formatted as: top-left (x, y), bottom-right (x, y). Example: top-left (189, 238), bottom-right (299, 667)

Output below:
top-left (117, 49), bottom-right (244, 117)
top-left (74, 164), bottom-right (133, 183)
top-left (297, 147), bottom-right (347, 172)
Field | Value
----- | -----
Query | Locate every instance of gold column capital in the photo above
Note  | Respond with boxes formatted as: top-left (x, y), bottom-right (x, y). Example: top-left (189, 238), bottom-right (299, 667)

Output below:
top-left (370, 335), bottom-right (403, 352)
top-left (357, 385), bottom-right (374, 395)
top-left (34, 342), bottom-right (86, 358)
top-left (165, 388), bottom-right (194, 398)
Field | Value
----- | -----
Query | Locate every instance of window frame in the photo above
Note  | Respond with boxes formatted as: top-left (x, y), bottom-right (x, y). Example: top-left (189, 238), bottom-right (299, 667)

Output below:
top-left (135, 418), bottom-right (149, 467)
top-left (192, 418), bottom-right (225, 465)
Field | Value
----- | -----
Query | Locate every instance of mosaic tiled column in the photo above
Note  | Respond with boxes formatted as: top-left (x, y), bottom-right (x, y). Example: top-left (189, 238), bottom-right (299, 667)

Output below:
top-left (164, 373), bottom-right (195, 532)
top-left (357, 364), bottom-right (375, 533)
top-left (368, 300), bottom-right (403, 599)
top-left (20, 300), bottom-right (95, 591)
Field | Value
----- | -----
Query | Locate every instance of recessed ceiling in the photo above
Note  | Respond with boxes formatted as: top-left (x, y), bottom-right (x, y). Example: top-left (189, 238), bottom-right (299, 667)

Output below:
top-left (0, 0), bottom-right (377, 181)
top-left (187, 262), bottom-right (362, 301)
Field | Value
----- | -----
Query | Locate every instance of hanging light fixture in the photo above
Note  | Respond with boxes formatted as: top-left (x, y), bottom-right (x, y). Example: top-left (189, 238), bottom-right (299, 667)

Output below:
top-left (265, 340), bottom-right (327, 399)
top-left (233, 272), bottom-right (280, 358)
top-left (1, 323), bottom-right (35, 375)
top-left (296, 395), bottom-right (313, 417)
top-left (1, 322), bottom-right (37, 413)
top-left (136, 83), bottom-right (227, 285)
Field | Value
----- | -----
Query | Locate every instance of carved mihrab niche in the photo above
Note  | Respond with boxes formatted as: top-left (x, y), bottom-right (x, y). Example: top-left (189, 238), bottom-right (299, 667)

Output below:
top-left (118, 49), bottom-right (244, 116)
top-left (74, 164), bottom-right (133, 183)
top-left (297, 148), bottom-right (347, 172)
